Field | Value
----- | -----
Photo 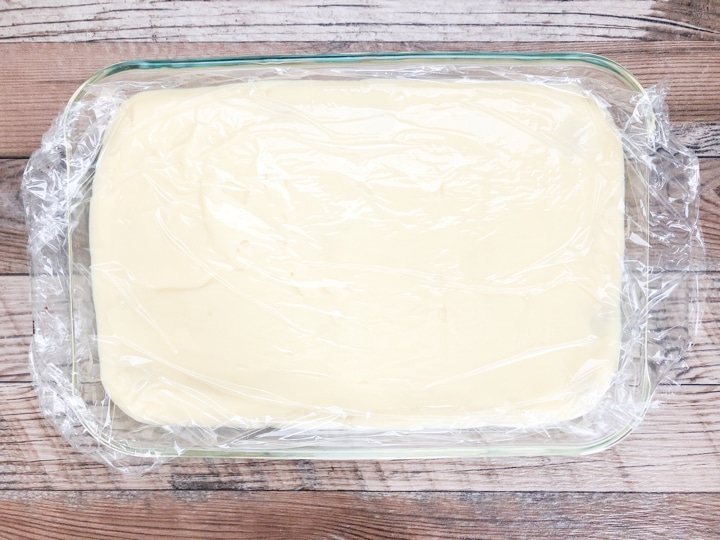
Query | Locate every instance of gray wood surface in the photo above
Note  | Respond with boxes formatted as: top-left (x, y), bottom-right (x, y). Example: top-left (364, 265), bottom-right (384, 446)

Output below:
top-left (2, 491), bottom-right (719, 539)
top-left (1, 1), bottom-right (720, 538)
top-left (0, 0), bottom-right (718, 42)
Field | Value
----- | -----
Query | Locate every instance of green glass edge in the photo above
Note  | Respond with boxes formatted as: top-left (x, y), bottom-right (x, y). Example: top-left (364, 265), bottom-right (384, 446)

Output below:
top-left (64, 51), bottom-right (652, 460)
top-left (70, 51), bottom-right (646, 101)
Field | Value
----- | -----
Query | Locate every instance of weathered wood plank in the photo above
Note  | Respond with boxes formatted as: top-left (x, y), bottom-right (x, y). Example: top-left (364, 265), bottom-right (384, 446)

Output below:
top-left (0, 160), bottom-right (26, 274)
top-left (0, 490), bottom-right (718, 540)
top-left (2, 41), bottom-right (720, 156)
top-left (1, 382), bottom-right (719, 491)
top-left (681, 272), bottom-right (720, 383)
top-left (0, 276), bottom-right (31, 382)
top-left (674, 123), bottom-right (720, 159)
top-left (698, 158), bottom-right (720, 268)
top-left (650, 0), bottom-right (720, 40)
top-left (1, 0), bottom-right (719, 43)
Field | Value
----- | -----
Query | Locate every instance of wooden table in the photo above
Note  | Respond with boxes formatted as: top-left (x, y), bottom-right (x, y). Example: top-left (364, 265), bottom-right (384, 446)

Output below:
top-left (2, 2), bottom-right (720, 538)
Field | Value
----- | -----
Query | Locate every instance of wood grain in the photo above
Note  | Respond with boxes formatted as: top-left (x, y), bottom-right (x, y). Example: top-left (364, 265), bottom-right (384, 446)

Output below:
top-left (675, 123), bottom-right (720, 158)
top-left (698, 159), bottom-right (720, 268)
top-left (651, 0), bottom-right (720, 39)
top-left (0, 160), bottom-right (27, 274)
top-left (1, 382), bottom-right (719, 492)
top-left (0, 276), bottom-right (30, 382)
top-left (0, 490), bottom-right (718, 540)
top-left (2, 0), bottom-right (720, 43)
top-left (2, 41), bottom-right (720, 156)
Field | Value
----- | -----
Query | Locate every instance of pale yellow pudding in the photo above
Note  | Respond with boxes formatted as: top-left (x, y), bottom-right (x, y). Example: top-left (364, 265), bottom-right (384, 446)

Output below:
top-left (90, 79), bottom-right (624, 429)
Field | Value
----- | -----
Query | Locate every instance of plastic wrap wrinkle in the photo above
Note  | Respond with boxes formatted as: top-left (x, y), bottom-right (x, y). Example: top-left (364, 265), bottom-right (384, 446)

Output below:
top-left (21, 55), bottom-right (702, 466)
top-left (91, 79), bottom-right (624, 429)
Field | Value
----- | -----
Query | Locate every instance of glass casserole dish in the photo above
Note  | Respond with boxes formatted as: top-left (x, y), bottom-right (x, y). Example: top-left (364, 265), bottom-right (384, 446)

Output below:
top-left (22, 52), bottom-right (700, 465)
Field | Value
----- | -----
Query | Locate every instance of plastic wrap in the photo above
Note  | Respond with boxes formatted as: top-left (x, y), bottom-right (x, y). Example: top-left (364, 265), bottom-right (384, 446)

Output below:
top-left (21, 53), bottom-right (702, 468)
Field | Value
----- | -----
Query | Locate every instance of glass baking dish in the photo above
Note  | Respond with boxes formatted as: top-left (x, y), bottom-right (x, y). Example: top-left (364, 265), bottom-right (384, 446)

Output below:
top-left (23, 52), bottom-right (700, 464)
